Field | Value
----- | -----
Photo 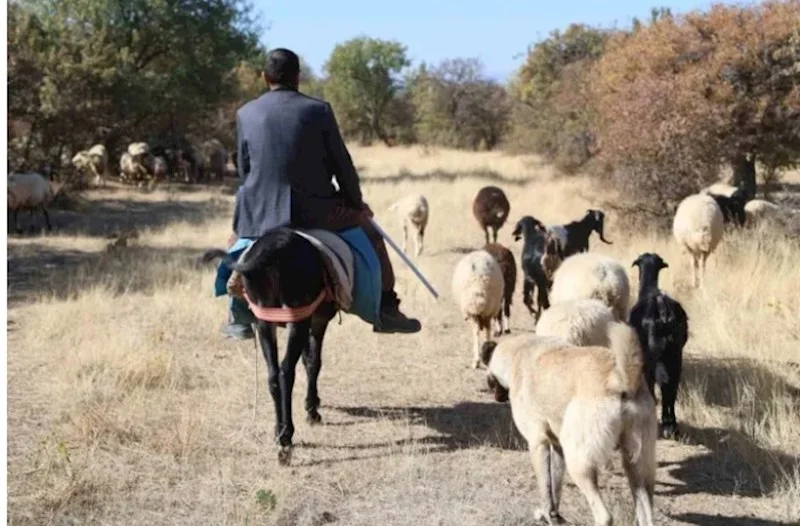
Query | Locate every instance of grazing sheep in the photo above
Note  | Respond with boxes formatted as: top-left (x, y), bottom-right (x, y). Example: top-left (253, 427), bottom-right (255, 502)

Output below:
top-left (452, 250), bottom-right (505, 368)
top-left (480, 324), bottom-right (657, 526)
top-left (483, 243), bottom-right (517, 335)
top-left (472, 186), bottom-right (510, 244)
top-left (550, 252), bottom-right (631, 321)
top-left (535, 298), bottom-right (616, 347)
top-left (201, 139), bottom-right (227, 181)
top-left (122, 142), bottom-right (154, 183)
top-left (706, 188), bottom-right (749, 227)
top-left (629, 253), bottom-right (689, 439)
top-left (547, 209), bottom-right (613, 258)
top-left (672, 193), bottom-right (724, 287)
top-left (71, 144), bottom-right (108, 186)
top-left (7, 172), bottom-right (62, 232)
top-left (512, 216), bottom-right (561, 321)
top-left (389, 194), bottom-right (429, 257)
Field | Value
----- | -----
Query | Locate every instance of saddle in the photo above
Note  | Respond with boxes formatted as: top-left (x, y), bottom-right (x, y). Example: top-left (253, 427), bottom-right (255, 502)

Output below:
top-left (227, 228), bottom-right (355, 311)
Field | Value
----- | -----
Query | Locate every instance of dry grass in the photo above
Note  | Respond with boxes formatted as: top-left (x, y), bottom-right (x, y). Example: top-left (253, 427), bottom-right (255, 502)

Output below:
top-left (7, 147), bottom-right (800, 525)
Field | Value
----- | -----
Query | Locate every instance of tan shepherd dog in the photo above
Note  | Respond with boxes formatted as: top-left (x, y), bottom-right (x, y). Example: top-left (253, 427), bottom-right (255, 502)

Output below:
top-left (481, 324), bottom-right (657, 526)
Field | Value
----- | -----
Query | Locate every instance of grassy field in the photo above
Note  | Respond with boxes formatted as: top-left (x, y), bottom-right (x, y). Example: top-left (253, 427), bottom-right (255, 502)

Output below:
top-left (7, 145), bottom-right (800, 525)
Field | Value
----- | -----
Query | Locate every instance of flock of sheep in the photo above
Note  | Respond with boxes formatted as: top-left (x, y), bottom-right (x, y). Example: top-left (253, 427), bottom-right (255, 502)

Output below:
top-left (7, 138), bottom-right (237, 233)
top-left (386, 181), bottom-right (795, 526)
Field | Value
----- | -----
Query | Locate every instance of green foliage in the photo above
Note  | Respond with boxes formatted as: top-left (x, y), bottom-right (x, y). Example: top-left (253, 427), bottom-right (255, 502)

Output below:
top-left (255, 489), bottom-right (277, 511)
top-left (410, 58), bottom-right (510, 150)
top-left (506, 23), bottom-right (611, 172)
top-left (323, 36), bottom-right (410, 145)
top-left (8, 0), bottom-right (263, 172)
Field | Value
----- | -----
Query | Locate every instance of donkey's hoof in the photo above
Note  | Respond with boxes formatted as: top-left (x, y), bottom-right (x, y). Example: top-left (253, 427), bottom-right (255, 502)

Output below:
top-left (306, 410), bottom-right (322, 425)
top-left (277, 446), bottom-right (293, 466)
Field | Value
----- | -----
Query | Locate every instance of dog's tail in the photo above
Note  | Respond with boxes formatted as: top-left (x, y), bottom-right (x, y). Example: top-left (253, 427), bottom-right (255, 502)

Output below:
top-left (606, 322), bottom-right (644, 397)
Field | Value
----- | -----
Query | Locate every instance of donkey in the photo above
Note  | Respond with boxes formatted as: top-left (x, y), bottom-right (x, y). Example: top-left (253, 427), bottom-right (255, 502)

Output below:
top-left (203, 227), bottom-right (337, 465)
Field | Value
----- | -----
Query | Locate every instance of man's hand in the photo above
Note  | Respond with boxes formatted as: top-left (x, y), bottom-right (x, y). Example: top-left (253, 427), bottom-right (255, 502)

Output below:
top-left (227, 231), bottom-right (238, 249)
top-left (360, 202), bottom-right (374, 219)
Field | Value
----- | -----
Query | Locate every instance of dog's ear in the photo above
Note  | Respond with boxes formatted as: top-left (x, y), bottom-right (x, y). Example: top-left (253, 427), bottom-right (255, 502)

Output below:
top-left (480, 341), bottom-right (498, 366)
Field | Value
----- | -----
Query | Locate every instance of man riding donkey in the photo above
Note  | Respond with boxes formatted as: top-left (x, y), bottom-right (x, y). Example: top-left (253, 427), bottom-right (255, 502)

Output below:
top-left (220, 48), bottom-right (422, 339)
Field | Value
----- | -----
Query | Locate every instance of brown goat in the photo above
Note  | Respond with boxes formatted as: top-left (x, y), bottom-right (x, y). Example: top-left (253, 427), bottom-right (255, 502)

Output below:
top-left (472, 186), bottom-right (510, 244)
top-left (483, 243), bottom-right (517, 336)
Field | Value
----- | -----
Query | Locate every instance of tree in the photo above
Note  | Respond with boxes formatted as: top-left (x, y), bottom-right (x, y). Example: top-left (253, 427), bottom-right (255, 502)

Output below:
top-left (323, 36), bottom-right (410, 145)
top-left (8, 0), bottom-right (262, 173)
top-left (507, 24), bottom-right (611, 172)
top-left (410, 58), bottom-right (510, 150)
top-left (592, 0), bottom-right (800, 215)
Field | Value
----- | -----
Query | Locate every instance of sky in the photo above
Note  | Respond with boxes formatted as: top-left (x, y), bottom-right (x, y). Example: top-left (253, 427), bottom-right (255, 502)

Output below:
top-left (251, 0), bottom-right (743, 82)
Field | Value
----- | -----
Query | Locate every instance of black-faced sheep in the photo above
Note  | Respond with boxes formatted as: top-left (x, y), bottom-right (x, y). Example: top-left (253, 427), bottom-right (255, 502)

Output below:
top-left (672, 193), bottom-right (724, 287)
top-left (7, 172), bottom-right (62, 232)
top-left (512, 216), bottom-right (561, 321)
top-left (547, 209), bottom-right (613, 258)
top-left (549, 252), bottom-right (631, 322)
top-left (472, 186), bottom-right (510, 244)
top-left (629, 252), bottom-right (689, 439)
top-left (389, 194), bottom-right (429, 257)
top-left (483, 243), bottom-right (517, 336)
top-left (452, 250), bottom-right (505, 368)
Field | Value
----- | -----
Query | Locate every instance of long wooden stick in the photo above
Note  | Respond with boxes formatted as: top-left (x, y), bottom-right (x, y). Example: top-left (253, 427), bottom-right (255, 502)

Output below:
top-left (369, 217), bottom-right (440, 299)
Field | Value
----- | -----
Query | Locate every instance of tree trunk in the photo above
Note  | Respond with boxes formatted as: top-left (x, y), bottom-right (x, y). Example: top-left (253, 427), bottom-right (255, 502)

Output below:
top-left (730, 153), bottom-right (756, 200)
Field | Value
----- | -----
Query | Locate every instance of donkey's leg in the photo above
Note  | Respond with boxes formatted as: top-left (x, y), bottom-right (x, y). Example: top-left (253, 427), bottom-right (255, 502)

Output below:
top-left (277, 319), bottom-right (311, 465)
top-left (257, 322), bottom-right (281, 439)
top-left (303, 309), bottom-right (333, 425)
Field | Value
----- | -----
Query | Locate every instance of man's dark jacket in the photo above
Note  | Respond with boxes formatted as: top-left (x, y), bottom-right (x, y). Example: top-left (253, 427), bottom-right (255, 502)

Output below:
top-left (232, 87), bottom-right (363, 238)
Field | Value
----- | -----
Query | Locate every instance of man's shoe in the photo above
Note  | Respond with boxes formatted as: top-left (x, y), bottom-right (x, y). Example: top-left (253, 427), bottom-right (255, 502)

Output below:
top-left (220, 321), bottom-right (254, 340)
top-left (373, 292), bottom-right (422, 334)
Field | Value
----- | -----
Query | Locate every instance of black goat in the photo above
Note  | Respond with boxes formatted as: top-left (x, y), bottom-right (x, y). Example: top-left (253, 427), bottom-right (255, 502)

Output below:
top-left (548, 209), bottom-right (613, 258)
top-left (512, 216), bottom-right (558, 321)
top-left (629, 252), bottom-right (689, 439)
top-left (203, 227), bottom-right (336, 465)
top-left (707, 188), bottom-right (749, 227)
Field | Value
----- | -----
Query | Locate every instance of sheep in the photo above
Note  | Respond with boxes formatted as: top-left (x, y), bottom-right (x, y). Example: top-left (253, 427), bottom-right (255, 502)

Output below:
top-left (547, 209), bottom-right (613, 258)
top-left (744, 199), bottom-right (789, 227)
top-left (201, 139), bottom-right (227, 181)
top-left (388, 194), bottom-right (429, 257)
top-left (483, 243), bottom-right (517, 336)
top-left (535, 298), bottom-right (617, 347)
top-left (152, 156), bottom-right (169, 181)
top-left (121, 142), bottom-right (157, 185)
top-left (512, 216), bottom-right (561, 321)
top-left (472, 186), bottom-right (510, 244)
top-left (672, 193), bottom-right (724, 287)
top-left (71, 144), bottom-right (108, 186)
top-left (629, 252), bottom-right (689, 439)
top-left (550, 252), bottom-right (631, 322)
top-left (452, 250), bottom-right (505, 369)
top-left (7, 172), bottom-right (62, 232)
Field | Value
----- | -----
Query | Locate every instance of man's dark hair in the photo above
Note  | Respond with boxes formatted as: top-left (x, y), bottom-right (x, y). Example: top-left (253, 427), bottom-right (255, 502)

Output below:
top-left (264, 48), bottom-right (300, 87)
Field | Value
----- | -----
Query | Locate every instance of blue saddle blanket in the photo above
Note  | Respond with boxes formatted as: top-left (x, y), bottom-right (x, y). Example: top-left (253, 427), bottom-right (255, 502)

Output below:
top-left (214, 227), bottom-right (381, 326)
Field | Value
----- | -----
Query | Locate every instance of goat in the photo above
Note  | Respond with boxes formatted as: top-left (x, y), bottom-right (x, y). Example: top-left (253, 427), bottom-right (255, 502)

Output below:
top-left (548, 209), bottom-right (613, 258)
top-left (512, 216), bottom-right (559, 321)
top-left (629, 252), bottom-right (689, 439)
top-left (707, 188), bottom-right (749, 227)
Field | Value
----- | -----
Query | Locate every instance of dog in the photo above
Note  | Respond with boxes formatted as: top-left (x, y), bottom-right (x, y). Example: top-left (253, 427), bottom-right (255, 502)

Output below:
top-left (480, 323), bottom-right (658, 526)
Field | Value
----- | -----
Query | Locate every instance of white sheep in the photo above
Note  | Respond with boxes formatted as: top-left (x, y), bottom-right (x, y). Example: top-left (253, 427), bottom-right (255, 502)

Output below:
top-left (535, 298), bottom-right (617, 347)
top-left (7, 172), bottom-right (61, 232)
top-left (672, 193), bottom-right (724, 287)
top-left (389, 194), bottom-right (429, 257)
top-left (701, 183), bottom-right (737, 198)
top-left (71, 144), bottom-right (108, 186)
top-left (121, 142), bottom-right (154, 183)
top-left (549, 252), bottom-right (631, 321)
top-left (452, 250), bottom-right (505, 369)
top-left (744, 199), bottom-right (781, 227)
